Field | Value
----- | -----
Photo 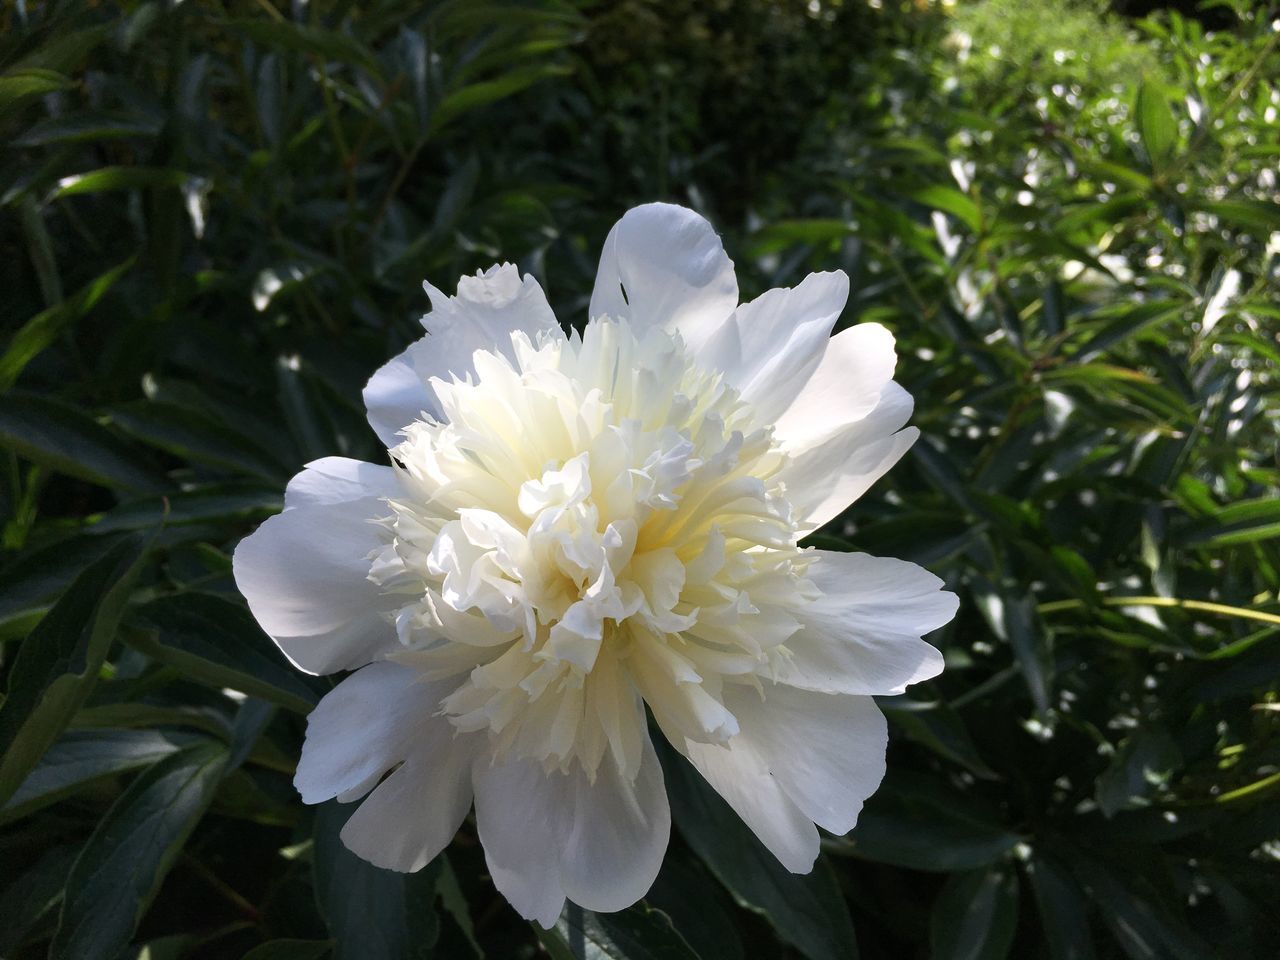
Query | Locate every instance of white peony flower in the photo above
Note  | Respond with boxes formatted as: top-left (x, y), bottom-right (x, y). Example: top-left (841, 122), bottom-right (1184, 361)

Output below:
top-left (232, 202), bottom-right (957, 926)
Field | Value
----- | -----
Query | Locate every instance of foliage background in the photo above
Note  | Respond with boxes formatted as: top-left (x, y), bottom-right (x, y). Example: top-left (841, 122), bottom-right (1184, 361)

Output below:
top-left (2, 0), bottom-right (1278, 957)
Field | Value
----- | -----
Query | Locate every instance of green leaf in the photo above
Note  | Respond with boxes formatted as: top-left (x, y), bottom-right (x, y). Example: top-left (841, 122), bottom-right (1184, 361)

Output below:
top-left (928, 866), bottom-right (1020, 960)
top-left (880, 697), bottom-right (999, 779)
top-left (1073, 299), bottom-right (1187, 361)
top-left (1027, 856), bottom-right (1097, 960)
top-left (45, 166), bottom-right (190, 201)
top-left (432, 63), bottom-right (573, 132)
top-left (0, 844), bottom-right (78, 957)
top-left (0, 69), bottom-right (72, 116)
top-left (1180, 497), bottom-right (1280, 548)
top-left (109, 400), bottom-right (290, 480)
top-left (910, 185), bottom-right (982, 232)
top-left (12, 112), bottom-right (161, 147)
top-left (841, 774), bottom-right (1022, 872)
top-left (312, 800), bottom-right (442, 960)
top-left (230, 19), bottom-right (383, 76)
top-left (661, 745), bottom-right (858, 960)
top-left (647, 852), bottom-right (745, 960)
top-left (0, 531), bottom-right (133, 632)
top-left (542, 902), bottom-right (700, 960)
top-left (1070, 856), bottom-right (1212, 960)
top-left (0, 257), bottom-right (135, 390)
top-left (0, 393), bottom-right (169, 493)
top-left (1095, 726), bottom-right (1181, 818)
top-left (1195, 199), bottom-right (1280, 234)
top-left (1135, 80), bottom-right (1177, 168)
top-left (242, 940), bottom-right (334, 960)
top-left (0, 535), bottom-right (148, 806)
top-left (972, 580), bottom-right (1054, 715)
top-left (128, 593), bottom-right (320, 714)
top-left (1, 728), bottom-right (198, 822)
top-left (51, 740), bottom-right (230, 960)
top-left (88, 482), bottom-right (281, 533)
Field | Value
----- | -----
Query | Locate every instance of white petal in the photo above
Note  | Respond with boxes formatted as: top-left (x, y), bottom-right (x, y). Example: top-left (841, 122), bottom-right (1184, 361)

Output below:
top-left (697, 271), bottom-right (850, 423)
top-left (471, 732), bottom-right (671, 925)
top-left (724, 681), bottom-right (887, 836)
top-left (340, 727), bottom-right (477, 873)
top-left (294, 661), bottom-right (439, 803)
top-left (774, 323), bottom-right (897, 451)
top-left (782, 382), bottom-right (918, 533)
top-left (676, 736), bottom-right (819, 872)
top-left (471, 756), bottom-right (568, 926)
top-left (589, 203), bottom-right (738, 352)
top-left (363, 263), bottom-right (560, 446)
top-left (559, 732), bottom-right (670, 913)
top-left (232, 496), bottom-right (399, 675)
top-left (363, 347), bottom-right (435, 449)
top-left (771, 551), bottom-right (953, 696)
top-left (284, 457), bottom-right (400, 510)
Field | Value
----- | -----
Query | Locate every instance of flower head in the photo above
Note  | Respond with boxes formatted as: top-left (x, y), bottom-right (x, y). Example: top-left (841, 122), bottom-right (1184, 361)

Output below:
top-left (233, 203), bottom-right (957, 925)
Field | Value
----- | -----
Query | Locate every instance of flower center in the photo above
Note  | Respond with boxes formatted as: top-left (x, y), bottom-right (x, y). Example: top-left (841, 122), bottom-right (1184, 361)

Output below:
top-left (369, 320), bottom-right (814, 779)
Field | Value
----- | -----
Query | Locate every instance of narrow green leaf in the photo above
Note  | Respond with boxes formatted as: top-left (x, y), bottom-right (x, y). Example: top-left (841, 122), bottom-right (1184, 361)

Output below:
top-left (972, 580), bottom-right (1054, 715)
top-left (109, 400), bottom-right (290, 480)
top-left (51, 740), bottom-right (230, 960)
top-left (1135, 80), bottom-right (1178, 167)
top-left (0, 531), bottom-right (133, 632)
top-left (647, 853), bottom-right (745, 960)
top-left (0, 535), bottom-right (147, 806)
top-left (928, 866), bottom-right (1020, 960)
top-left (910, 185), bottom-right (982, 232)
top-left (661, 746), bottom-right (858, 960)
top-left (432, 63), bottom-right (572, 132)
top-left (230, 20), bottom-right (383, 75)
top-left (1070, 856), bottom-right (1213, 960)
top-left (542, 902), bottom-right (701, 960)
top-left (0, 69), bottom-right (72, 116)
top-left (128, 593), bottom-right (319, 714)
top-left (89, 482), bottom-right (282, 533)
top-left (1180, 497), bottom-right (1280, 548)
top-left (45, 166), bottom-right (189, 201)
top-left (1095, 726), bottom-right (1181, 818)
top-left (243, 941), bottom-right (334, 960)
top-left (0, 845), bottom-right (79, 957)
top-left (0, 393), bottom-right (169, 493)
top-left (0, 257), bottom-right (135, 390)
top-left (1196, 199), bottom-right (1280, 234)
top-left (880, 697), bottom-right (999, 779)
top-left (312, 801), bottom-right (442, 960)
top-left (1027, 856), bottom-right (1097, 960)
top-left (841, 774), bottom-right (1022, 872)
top-left (1, 728), bottom-right (198, 822)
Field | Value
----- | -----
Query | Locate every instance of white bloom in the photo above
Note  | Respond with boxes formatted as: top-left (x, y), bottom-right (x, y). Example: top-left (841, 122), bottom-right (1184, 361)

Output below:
top-left (233, 203), bottom-right (957, 925)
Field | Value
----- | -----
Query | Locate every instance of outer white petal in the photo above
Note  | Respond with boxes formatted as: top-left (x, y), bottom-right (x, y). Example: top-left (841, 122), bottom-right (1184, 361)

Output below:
top-left (293, 661), bottom-right (437, 803)
top-left (724, 681), bottom-right (887, 836)
top-left (340, 728), bottom-right (477, 873)
top-left (471, 756), bottom-right (568, 926)
top-left (697, 271), bottom-right (850, 424)
top-left (676, 737), bottom-right (819, 873)
top-left (782, 382), bottom-right (918, 533)
top-left (284, 456), bottom-right (400, 510)
top-left (559, 733), bottom-right (670, 914)
top-left (589, 203), bottom-right (738, 352)
top-left (363, 263), bottom-right (560, 446)
top-left (232, 496), bottom-right (398, 675)
top-left (472, 732), bottom-right (670, 925)
top-left (771, 551), bottom-right (953, 696)
top-left (774, 322), bottom-right (898, 451)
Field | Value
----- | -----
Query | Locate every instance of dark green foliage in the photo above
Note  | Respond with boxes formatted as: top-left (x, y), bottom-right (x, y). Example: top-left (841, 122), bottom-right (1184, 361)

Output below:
top-left (1, 0), bottom-right (1277, 958)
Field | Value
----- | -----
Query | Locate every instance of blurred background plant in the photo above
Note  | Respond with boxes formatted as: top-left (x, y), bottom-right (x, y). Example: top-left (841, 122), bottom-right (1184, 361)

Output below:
top-left (1, 0), bottom-right (1277, 958)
